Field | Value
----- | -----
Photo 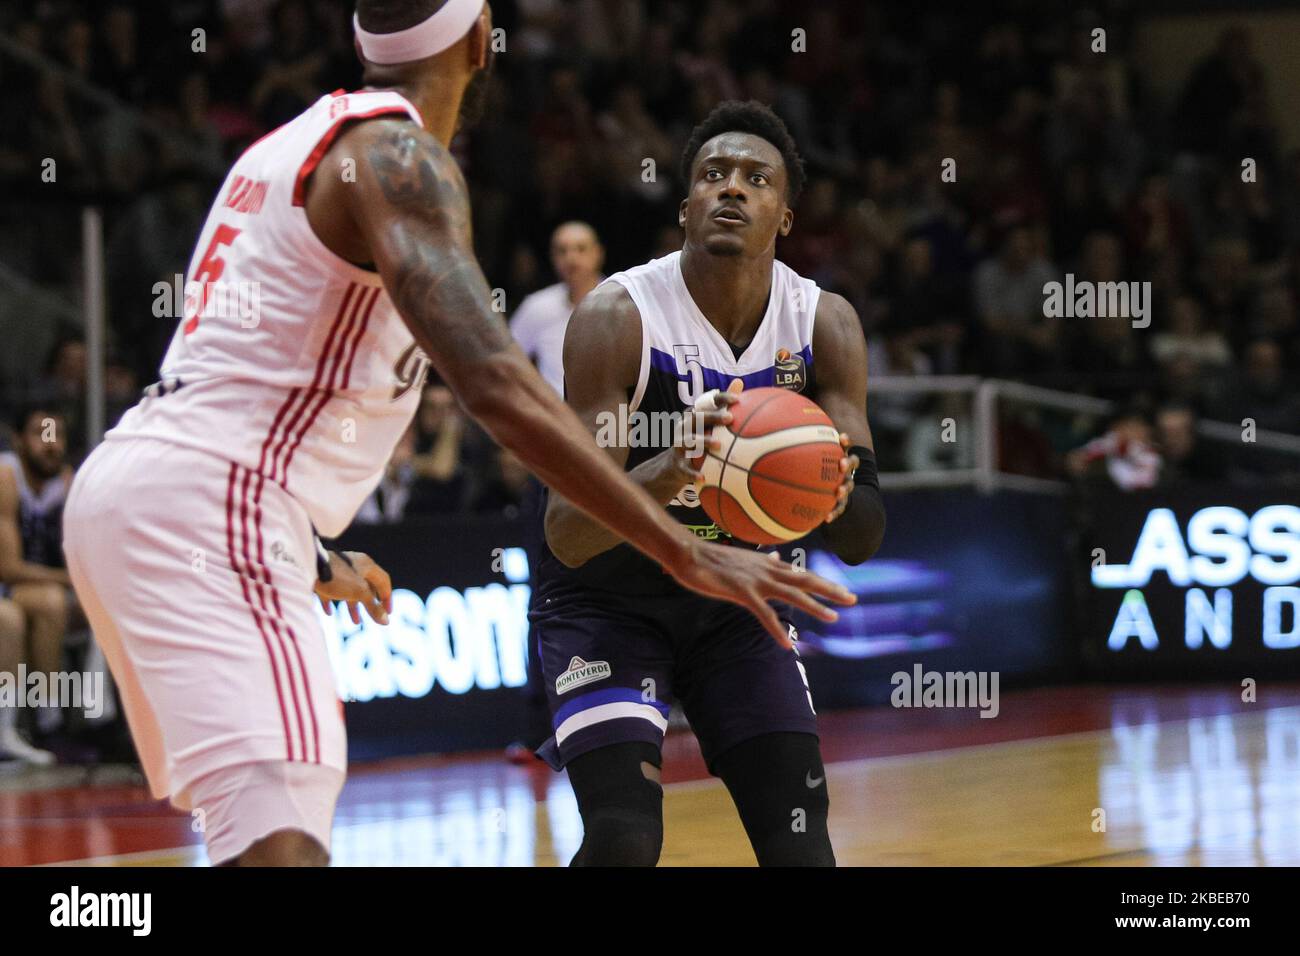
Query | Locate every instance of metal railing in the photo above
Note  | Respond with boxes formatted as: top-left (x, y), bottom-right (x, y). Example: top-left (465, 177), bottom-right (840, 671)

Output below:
top-left (872, 376), bottom-right (1300, 495)
top-left (0, 34), bottom-right (224, 440)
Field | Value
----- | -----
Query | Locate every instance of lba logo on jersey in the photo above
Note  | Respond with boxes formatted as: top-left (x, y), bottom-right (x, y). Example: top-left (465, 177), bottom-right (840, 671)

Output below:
top-left (774, 348), bottom-right (806, 392)
top-left (555, 656), bottom-right (611, 694)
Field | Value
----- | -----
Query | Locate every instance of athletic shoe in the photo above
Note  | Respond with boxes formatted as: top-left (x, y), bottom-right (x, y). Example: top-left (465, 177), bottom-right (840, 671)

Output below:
top-left (0, 728), bottom-right (56, 766)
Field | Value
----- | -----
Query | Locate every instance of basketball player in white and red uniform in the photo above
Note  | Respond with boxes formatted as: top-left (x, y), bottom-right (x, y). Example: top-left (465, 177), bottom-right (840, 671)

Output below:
top-left (63, 0), bottom-right (855, 866)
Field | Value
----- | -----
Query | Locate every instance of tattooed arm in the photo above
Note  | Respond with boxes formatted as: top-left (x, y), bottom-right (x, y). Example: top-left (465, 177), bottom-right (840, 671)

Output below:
top-left (304, 119), bottom-right (853, 644)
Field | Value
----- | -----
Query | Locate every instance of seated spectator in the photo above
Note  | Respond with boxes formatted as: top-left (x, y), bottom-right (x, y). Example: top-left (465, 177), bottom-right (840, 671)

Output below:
top-left (104, 354), bottom-right (140, 431)
top-left (1245, 283), bottom-right (1299, 362)
top-left (1123, 171), bottom-right (1192, 270)
top-left (408, 384), bottom-right (471, 514)
top-left (1064, 232), bottom-right (1154, 397)
top-left (595, 82), bottom-right (675, 208)
top-left (1214, 338), bottom-right (1300, 435)
top-left (1196, 238), bottom-right (1254, 352)
top-left (1066, 406), bottom-right (1162, 491)
top-left (1150, 295), bottom-right (1233, 372)
top-left (777, 176), bottom-right (850, 279)
top-left (889, 236), bottom-right (967, 375)
top-left (474, 448), bottom-right (532, 518)
top-left (1155, 402), bottom-right (1228, 486)
top-left (94, 3), bottom-right (146, 105)
top-left (1156, 352), bottom-right (1221, 416)
top-left (31, 331), bottom-right (87, 463)
top-left (1069, 315), bottom-right (1153, 401)
top-left (1211, 338), bottom-right (1300, 479)
top-left (0, 406), bottom-right (75, 764)
top-left (1173, 25), bottom-right (1265, 157)
top-left (354, 425), bottom-right (418, 524)
top-left (1050, 161), bottom-right (1119, 267)
top-left (867, 320), bottom-right (933, 472)
top-left (972, 225), bottom-right (1060, 377)
top-left (250, 0), bottom-right (330, 127)
top-left (997, 407), bottom-right (1059, 480)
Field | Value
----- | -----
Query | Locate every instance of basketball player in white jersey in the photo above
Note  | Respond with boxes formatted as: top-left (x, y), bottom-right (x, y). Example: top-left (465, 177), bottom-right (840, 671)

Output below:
top-left (63, 3), bottom-right (854, 866)
top-left (535, 101), bottom-right (887, 865)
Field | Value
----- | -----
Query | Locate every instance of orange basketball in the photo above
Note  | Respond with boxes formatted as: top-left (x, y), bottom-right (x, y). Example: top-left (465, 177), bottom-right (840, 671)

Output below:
top-left (697, 387), bottom-right (844, 545)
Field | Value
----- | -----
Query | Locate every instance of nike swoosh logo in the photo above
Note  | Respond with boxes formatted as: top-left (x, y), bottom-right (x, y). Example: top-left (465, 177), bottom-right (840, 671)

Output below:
top-left (805, 771), bottom-right (824, 788)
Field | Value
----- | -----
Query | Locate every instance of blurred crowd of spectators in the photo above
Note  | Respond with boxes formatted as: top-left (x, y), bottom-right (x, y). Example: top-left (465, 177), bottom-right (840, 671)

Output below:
top-left (3, 0), bottom-right (1299, 498)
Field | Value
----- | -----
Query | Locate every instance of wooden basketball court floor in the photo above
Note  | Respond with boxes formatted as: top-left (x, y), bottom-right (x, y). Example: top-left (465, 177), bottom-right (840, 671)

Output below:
top-left (3, 684), bottom-right (1299, 866)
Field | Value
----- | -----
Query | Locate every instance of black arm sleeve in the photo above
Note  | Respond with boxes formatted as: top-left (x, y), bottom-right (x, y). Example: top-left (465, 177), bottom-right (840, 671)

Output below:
top-left (820, 446), bottom-right (885, 565)
top-left (314, 532), bottom-right (354, 584)
top-left (314, 533), bottom-right (333, 583)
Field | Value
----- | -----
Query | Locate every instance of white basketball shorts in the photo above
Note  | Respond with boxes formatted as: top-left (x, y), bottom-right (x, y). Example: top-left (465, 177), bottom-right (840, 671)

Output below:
top-left (63, 435), bottom-right (347, 810)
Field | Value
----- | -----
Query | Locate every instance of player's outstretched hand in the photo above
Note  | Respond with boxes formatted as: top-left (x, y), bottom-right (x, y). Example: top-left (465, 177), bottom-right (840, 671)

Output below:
top-left (668, 541), bottom-right (855, 648)
top-left (315, 550), bottom-right (393, 626)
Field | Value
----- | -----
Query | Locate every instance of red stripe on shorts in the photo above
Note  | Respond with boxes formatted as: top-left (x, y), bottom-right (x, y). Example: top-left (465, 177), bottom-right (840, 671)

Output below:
top-left (237, 464), bottom-right (308, 761)
top-left (226, 462), bottom-right (295, 761)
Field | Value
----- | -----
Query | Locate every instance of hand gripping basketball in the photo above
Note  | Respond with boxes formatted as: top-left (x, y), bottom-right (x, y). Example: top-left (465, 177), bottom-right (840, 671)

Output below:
top-left (665, 379), bottom-right (743, 486)
top-left (697, 384), bottom-right (844, 545)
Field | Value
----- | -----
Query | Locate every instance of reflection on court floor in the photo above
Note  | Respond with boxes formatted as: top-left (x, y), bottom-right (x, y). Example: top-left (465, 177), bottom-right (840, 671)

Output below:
top-left (5, 685), bottom-right (1299, 866)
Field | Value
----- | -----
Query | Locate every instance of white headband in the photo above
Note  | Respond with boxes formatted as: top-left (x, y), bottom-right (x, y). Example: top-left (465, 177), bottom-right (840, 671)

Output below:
top-left (354, 0), bottom-right (485, 65)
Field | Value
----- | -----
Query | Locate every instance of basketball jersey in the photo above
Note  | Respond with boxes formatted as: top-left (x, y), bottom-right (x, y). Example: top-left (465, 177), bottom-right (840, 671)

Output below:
top-left (535, 250), bottom-right (822, 601)
top-left (109, 90), bottom-right (431, 537)
top-left (0, 452), bottom-right (68, 569)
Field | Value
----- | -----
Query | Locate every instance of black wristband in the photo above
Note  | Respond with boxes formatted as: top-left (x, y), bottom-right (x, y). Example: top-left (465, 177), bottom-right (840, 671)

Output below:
top-left (823, 446), bottom-right (886, 564)
top-left (848, 445), bottom-right (878, 490)
top-left (315, 535), bottom-right (333, 583)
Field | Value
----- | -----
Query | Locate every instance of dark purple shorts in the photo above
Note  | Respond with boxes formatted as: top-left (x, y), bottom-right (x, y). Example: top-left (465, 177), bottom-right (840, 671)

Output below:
top-left (532, 592), bottom-right (818, 772)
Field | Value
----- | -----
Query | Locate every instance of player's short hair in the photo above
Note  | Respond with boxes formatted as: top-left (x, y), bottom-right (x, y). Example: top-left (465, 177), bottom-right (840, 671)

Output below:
top-left (680, 100), bottom-right (806, 204)
top-left (355, 0), bottom-right (448, 34)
